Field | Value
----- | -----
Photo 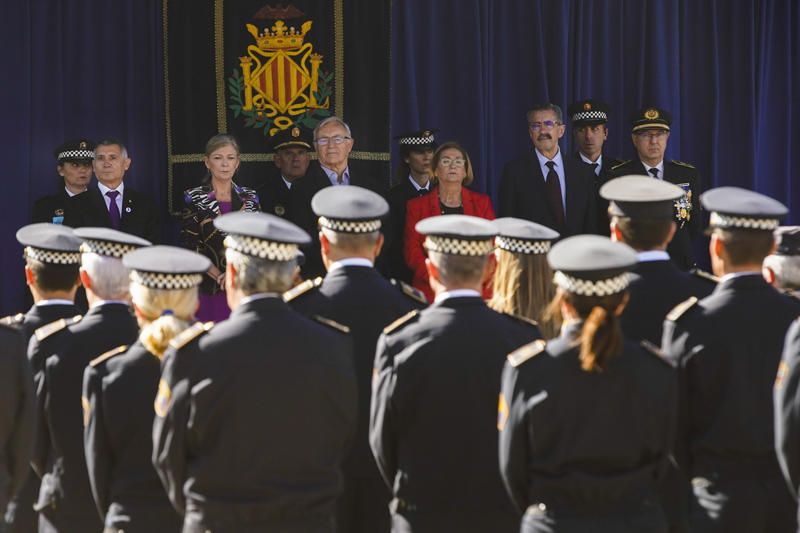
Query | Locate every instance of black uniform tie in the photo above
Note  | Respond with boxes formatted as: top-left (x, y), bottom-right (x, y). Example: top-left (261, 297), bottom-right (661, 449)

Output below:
top-left (545, 161), bottom-right (565, 228)
top-left (649, 167), bottom-right (660, 179)
top-left (590, 162), bottom-right (599, 175)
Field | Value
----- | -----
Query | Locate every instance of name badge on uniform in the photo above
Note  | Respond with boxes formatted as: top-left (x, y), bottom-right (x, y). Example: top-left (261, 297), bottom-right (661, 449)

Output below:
top-left (52, 208), bottom-right (64, 225)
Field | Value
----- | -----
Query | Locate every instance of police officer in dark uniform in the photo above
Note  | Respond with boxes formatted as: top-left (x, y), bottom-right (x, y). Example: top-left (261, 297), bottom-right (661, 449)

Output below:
top-left (286, 186), bottom-right (426, 533)
top-left (566, 100), bottom-right (622, 235)
top-left (776, 316), bottom-right (800, 512)
top-left (764, 226), bottom-right (800, 298)
top-left (608, 107), bottom-right (702, 270)
top-left (382, 129), bottom-right (436, 282)
top-left (82, 245), bottom-right (209, 533)
top-left (0, 323), bottom-right (35, 521)
top-left (28, 228), bottom-right (149, 533)
top-left (258, 126), bottom-right (313, 221)
top-left (152, 211), bottom-right (357, 533)
top-left (662, 187), bottom-right (800, 533)
top-left (370, 215), bottom-right (541, 532)
top-left (32, 140), bottom-right (95, 224)
top-left (499, 235), bottom-right (677, 532)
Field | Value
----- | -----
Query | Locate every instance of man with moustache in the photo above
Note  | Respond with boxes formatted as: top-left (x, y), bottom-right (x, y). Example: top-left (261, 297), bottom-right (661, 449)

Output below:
top-left (32, 140), bottom-right (95, 224)
top-left (258, 126), bottom-right (312, 221)
top-left (498, 103), bottom-right (597, 236)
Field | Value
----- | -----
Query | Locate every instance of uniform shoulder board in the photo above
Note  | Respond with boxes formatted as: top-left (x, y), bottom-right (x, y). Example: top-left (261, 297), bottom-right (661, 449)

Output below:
top-left (671, 160), bottom-right (696, 169)
top-left (507, 339), bottom-right (547, 368)
top-left (312, 315), bottom-right (350, 334)
top-left (639, 340), bottom-right (675, 368)
top-left (383, 309), bottom-right (420, 334)
top-left (34, 315), bottom-right (82, 342)
top-left (610, 159), bottom-right (631, 171)
top-left (90, 345), bottom-right (128, 367)
top-left (169, 321), bottom-right (214, 350)
top-left (666, 296), bottom-right (699, 322)
top-left (690, 268), bottom-right (719, 284)
top-left (0, 313), bottom-right (24, 326)
top-left (502, 311), bottom-right (539, 328)
top-left (283, 277), bottom-right (323, 302)
top-left (390, 279), bottom-right (428, 305)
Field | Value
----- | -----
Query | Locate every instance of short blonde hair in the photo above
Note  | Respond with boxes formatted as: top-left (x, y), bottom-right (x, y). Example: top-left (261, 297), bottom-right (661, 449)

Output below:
top-left (432, 141), bottom-right (475, 186)
top-left (130, 282), bottom-right (199, 357)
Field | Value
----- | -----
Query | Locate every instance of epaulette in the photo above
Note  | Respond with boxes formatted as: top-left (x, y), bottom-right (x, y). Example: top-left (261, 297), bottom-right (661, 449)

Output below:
top-left (383, 309), bottom-right (420, 334)
top-left (283, 277), bottom-right (323, 302)
top-left (502, 311), bottom-right (539, 328)
top-left (390, 279), bottom-right (428, 305)
top-left (783, 289), bottom-right (800, 301)
top-left (690, 268), bottom-right (719, 284)
top-left (671, 160), bottom-right (696, 169)
top-left (666, 296), bottom-right (698, 322)
top-left (34, 315), bottom-right (82, 342)
top-left (313, 315), bottom-right (350, 334)
top-left (90, 345), bottom-right (128, 367)
top-left (507, 339), bottom-right (547, 368)
top-left (609, 160), bottom-right (631, 171)
top-left (0, 313), bottom-right (24, 326)
top-left (640, 340), bottom-right (675, 368)
top-left (169, 321), bottom-right (214, 350)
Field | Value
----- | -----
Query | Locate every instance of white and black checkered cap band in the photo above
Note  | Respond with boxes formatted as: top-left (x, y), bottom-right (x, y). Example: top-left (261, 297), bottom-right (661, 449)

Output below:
top-left (423, 235), bottom-right (494, 256)
top-left (553, 271), bottom-right (630, 296)
top-left (130, 270), bottom-right (204, 290)
top-left (58, 149), bottom-right (95, 160)
top-left (223, 234), bottom-right (298, 261)
top-left (495, 236), bottom-right (550, 255)
top-left (399, 135), bottom-right (435, 145)
top-left (710, 212), bottom-right (780, 231)
top-left (80, 240), bottom-right (138, 258)
top-left (24, 246), bottom-right (81, 265)
top-left (318, 216), bottom-right (382, 233)
top-left (571, 110), bottom-right (607, 123)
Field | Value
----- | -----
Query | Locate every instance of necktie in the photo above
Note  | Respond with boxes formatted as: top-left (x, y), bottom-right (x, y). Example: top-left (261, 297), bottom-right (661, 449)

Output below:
top-left (590, 163), bottom-right (599, 175)
top-left (649, 167), bottom-right (660, 179)
top-left (106, 190), bottom-right (121, 229)
top-left (545, 161), bottom-right (565, 228)
top-left (337, 174), bottom-right (344, 185)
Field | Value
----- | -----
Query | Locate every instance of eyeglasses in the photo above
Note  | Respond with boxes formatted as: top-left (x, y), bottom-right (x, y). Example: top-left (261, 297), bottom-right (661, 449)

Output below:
top-left (439, 157), bottom-right (466, 167)
top-left (635, 130), bottom-right (668, 140)
top-left (528, 120), bottom-right (562, 132)
top-left (315, 136), bottom-right (351, 146)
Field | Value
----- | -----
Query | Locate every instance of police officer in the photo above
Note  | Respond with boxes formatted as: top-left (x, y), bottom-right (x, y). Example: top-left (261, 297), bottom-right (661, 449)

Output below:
top-left (152, 211), bottom-right (357, 533)
top-left (286, 186), bottom-right (426, 533)
top-left (776, 316), bottom-right (800, 509)
top-left (82, 246), bottom-right (209, 533)
top-left (370, 215), bottom-right (541, 532)
top-left (662, 187), bottom-right (800, 532)
top-left (764, 226), bottom-right (800, 298)
top-left (28, 228), bottom-right (149, 533)
top-left (258, 126), bottom-right (313, 221)
top-left (499, 235), bottom-right (677, 532)
top-left (609, 107), bottom-right (702, 270)
top-left (32, 139), bottom-right (95, 224)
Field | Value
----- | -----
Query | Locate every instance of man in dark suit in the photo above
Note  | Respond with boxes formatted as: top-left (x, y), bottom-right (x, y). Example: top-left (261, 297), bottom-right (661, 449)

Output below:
top-left (32, 139), bottom-right (94, 224)
top-left (258, 126), bottom-right (312, 221)
top-left (607, 107), bottom-right (702, 270)
top-left (63, 139), bottom-right (160, 243)
top-left (370, 215), bottom-right (541, 532)
top-left (27, 228), bottom-right (148, 533)
top-left (499, 103), bottom-right (598, 237)
top-left (287, 186), bottom-right (425, 533)
top-left (663, 187), bottom-right (800, 533)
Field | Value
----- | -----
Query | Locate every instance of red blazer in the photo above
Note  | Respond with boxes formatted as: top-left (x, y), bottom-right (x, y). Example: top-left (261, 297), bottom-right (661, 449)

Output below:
top-left (403, 186), bottom-right (496, 302)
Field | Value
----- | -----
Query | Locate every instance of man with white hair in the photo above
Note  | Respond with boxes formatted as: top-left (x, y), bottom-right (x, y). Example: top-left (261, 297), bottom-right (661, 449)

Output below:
top-left (763, 226), bottom-right (800, 299)
top-left (27, 228), bottom-right (149, 533)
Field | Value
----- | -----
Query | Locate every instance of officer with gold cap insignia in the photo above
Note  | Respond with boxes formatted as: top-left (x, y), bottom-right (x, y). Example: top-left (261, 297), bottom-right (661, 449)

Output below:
top-left (258, 126), bottom-right (313, 221)
top-left (499, 235), bottom-right (676, 533)
top-left (152, 211), bottom-right (357, 533)
top-left (370, 215), bottom-right (541, 532)
top-left (662, 187), bottom-right (800, 533)
top-left (287, 185), bottom-right (425, 533)
top-left (28, 228), bottom-right (149, 533)
top-left (608, 106), bottom-right (702, 270)
top-left (32, 139), bottom-right (95, 224)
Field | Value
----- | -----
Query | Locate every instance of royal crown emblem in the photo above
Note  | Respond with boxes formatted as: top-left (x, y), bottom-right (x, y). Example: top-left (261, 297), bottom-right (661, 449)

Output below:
top-left (228, 5), bottom-right (331, 137)
top-left (644, 108), bottom-right (660, 120)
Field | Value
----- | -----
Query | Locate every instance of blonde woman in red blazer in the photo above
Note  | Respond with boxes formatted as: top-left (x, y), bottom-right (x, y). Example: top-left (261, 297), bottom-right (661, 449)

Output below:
top-left (404, 141), bottom-right (496, 302)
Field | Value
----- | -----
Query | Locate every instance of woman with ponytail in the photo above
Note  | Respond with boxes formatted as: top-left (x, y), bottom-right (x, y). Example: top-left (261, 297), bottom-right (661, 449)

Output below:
top-left (498, 235), bottom-right (677, 533)
top-left (81, 245), bottom-right (209, 533)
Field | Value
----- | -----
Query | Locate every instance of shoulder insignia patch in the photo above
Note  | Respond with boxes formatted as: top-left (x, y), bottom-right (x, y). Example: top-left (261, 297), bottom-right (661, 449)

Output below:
top-left (502, 311), bottom-right (539, 328)
top-left (507, 339), bottom-right (547, 368)
top-left (690, 268), bottom-right (719, 284)
top-left (390, 279), bottom-right (428, 305)
top-left (383, 309), bottom-right (420, 334)
top-left (90, 345), bottom-right (128, 367)
top-left (283, 276), bottom-right (323, 302)
top-left (671, 160), bottom-right (696, 169)
top-left (34, 315), bottom-right (82, 342)
top-left (313, 315), bottom-right (350, 334)
top-left (169, 321), bottom-right (214, 350)
top-left (610, 160), bottom-right (631, 171)
top-left (0, 313), bottom-right (24, 326)
top-left (776, 360), bottom-right (790, 390)
top-left (666, 296), bottom-right (699, 322)
top-left (640, 340), bottom-right (675, 368)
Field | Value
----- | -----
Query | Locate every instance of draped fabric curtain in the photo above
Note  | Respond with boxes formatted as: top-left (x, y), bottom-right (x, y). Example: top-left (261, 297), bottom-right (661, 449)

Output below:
top-left (391, 0), bottom-right (799, 218)
top-left (1, 0), bottom-right (166, 314)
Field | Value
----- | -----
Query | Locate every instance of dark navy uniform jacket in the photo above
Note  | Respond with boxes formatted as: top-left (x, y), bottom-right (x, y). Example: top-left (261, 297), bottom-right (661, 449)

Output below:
top-left (82, 340), bottom-right (181, 532)
top-left (153, 295), bottom-right (357, 533)
top-left (776, 318), bottom-right (800, 498)
top-left (370, 294), bottom-right (541, 532)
